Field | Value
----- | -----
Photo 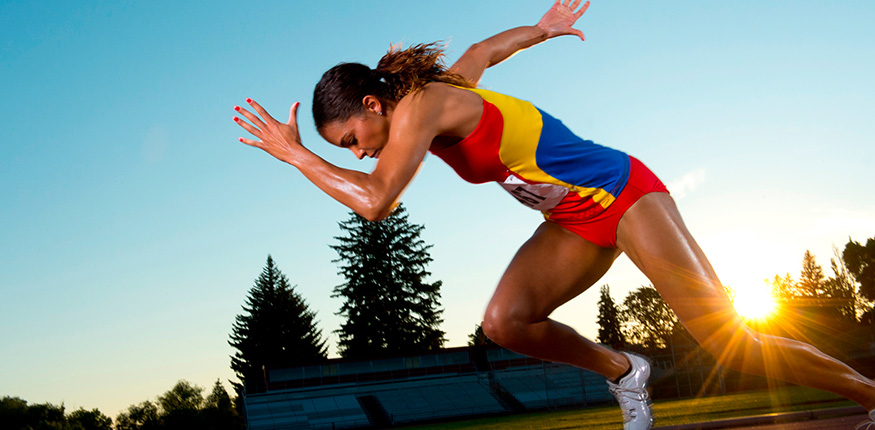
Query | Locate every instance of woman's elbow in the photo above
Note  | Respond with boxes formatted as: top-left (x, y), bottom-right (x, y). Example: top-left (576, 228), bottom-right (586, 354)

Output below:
top-left (360, 209), bottom-right (387, 223)
top-left (451, 44), bottom-right (490, 80)
top-left (358, 198), bottom-right (395, 222)
top-left (464, 43), bottom-right (491, 66)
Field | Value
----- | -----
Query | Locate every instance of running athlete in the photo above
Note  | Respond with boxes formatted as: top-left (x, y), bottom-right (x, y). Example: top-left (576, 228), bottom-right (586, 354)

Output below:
top-left (233, 1), bottom-right (875, 429)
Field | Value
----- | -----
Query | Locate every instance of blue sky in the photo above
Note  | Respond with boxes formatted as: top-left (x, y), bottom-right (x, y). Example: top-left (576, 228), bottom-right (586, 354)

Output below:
top-left (2, 0), bottom-right (873, 418)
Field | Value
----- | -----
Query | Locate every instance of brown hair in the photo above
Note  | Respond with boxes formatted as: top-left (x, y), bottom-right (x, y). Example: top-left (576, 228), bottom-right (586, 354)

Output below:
top-left (313, 42), bottom-right (473, 129)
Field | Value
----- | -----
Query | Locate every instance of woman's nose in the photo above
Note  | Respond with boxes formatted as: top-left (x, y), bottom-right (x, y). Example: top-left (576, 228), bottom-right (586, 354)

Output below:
top-left (352, 148), bottom-right (366, 160)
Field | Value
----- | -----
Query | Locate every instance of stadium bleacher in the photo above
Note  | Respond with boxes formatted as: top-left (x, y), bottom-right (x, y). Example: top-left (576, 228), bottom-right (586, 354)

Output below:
top-left (244, 347), bottom-right (614, 429)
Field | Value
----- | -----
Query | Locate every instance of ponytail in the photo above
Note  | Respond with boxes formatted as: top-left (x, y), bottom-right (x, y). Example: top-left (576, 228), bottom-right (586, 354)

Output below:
top-left (374, 42), bottom-right (473, 102)
top-left (313, 42), bottom-right (473, 130)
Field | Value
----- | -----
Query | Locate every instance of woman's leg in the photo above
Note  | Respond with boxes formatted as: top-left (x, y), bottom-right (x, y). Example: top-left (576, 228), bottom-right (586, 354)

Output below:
top-left (616, 192), bottom-right (875, 409)
top-left (481, 221), bottom-right (630, 380)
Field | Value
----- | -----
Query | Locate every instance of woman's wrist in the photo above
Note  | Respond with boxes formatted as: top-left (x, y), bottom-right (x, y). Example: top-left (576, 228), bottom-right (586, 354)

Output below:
top-left (285, 144), bottom-right (309, 168)
top-left (533, 23), bottom-right (550, 41)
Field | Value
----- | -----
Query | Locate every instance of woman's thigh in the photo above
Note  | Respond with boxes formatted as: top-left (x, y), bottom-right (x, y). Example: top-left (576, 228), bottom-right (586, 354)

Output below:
top-left (616, 192), bottom-right (745, 347)
top-left (486, 221), bottom-right (622, 324)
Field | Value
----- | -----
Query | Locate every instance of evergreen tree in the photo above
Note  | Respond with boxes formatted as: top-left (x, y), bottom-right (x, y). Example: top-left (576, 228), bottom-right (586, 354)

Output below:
top-left (770, 273), bottom-right (797, 301)
top-left (788, 250), bottom-right (856, 321)
top-left (467, 324), bottom-right (496, 347)
top-left (798, 250), bottom-right (827, 297)
top-left (228, 256), bottom-right (328, 391)
top-left (203, 380), bottom-right (243, 430)
top-left (596, 285), bottom-right (626, 349)
top-left (331, 204), bottom-right (445, 359)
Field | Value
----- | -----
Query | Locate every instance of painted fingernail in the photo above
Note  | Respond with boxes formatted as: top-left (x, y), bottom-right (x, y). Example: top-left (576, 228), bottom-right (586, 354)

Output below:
top-left (233, 117), bottom-right (239, 122)
top-left (245, 98), bottom-right (252, 103)
top-left (238, 137), bottom-right (244, 142)
top-left (234, 106), bottom-right (241, 111)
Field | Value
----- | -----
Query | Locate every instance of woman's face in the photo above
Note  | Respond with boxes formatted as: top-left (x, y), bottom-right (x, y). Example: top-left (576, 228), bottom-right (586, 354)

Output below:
top-left (320, 94), bottom-right (393, 160)
top-left (320, 112), bottom-right (390, 160)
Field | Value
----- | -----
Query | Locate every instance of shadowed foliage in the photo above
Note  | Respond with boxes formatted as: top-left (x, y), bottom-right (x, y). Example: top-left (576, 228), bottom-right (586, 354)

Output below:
top-left (229, 256), bottom-right (328, 391)
top-left (332, 204), bottom-right (445, 359)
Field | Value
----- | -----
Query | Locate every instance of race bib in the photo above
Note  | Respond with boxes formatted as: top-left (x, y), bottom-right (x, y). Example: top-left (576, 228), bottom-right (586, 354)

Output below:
top-left (499, 175), bottom-right (569, 211)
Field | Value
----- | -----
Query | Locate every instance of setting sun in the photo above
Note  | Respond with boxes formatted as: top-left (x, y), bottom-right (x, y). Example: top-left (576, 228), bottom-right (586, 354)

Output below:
top-left (729, 285), bottom-right (778, 321)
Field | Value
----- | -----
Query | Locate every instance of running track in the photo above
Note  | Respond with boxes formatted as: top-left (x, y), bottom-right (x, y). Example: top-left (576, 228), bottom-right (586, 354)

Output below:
top-left (661, 412), bottom-right (869, 430)
top-left (718, 414), bottom-right (867, 429)
top-left (656, 407), bottom-right (868, 430)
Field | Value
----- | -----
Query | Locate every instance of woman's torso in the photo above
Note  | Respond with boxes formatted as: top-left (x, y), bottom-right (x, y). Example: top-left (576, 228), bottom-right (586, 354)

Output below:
top-left (425, 84), bottom-right (631, 215)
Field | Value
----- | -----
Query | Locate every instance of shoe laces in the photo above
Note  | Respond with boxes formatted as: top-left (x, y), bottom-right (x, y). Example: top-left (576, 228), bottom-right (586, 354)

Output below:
top-left (608, 384), bottom-right (650, 421)
top-left (857, 419), bottom-right (875, 430)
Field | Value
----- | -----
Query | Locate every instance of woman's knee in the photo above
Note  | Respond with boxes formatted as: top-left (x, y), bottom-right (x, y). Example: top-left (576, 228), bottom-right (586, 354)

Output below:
top-left (697, 325), bottom-right (766, 371)
top-left (481, 302), bottom-right (531, 348)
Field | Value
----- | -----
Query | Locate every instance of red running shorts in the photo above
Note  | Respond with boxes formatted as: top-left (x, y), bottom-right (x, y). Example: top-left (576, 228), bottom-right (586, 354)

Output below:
top-left (545, 156), bottom-right (669, 248)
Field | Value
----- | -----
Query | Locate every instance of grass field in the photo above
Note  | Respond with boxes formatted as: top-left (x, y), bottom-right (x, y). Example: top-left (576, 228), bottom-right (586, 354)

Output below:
top-left (400, 386), bottom-right (855, 429)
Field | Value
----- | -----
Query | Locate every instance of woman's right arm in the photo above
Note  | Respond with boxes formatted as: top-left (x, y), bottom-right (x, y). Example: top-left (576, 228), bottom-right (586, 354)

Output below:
top-left (234, 88), bottom-right (450, 222)
top-left (450, 0), bottom-right (590, 85)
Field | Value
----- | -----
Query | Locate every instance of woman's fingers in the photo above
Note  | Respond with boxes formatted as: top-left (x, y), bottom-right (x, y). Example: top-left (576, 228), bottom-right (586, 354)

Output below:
top-left (233, 115), bottom-right (262, 139)
top-left (234, 104), bottom-right (267, 130)
top-left (287, 101), bottom-right (300, 126)
top-left (575, 0), bottom-right (590, 18)
top-left (238, 136), bottom-right (262, 148)
top-left (234, 99), bottom-right (302, 165)
top-left (246, 98), bottom-right (275, 124)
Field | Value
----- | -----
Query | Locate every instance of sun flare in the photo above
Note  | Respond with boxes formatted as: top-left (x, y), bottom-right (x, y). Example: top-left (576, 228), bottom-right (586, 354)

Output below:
top-left (730, 285), bottom-right (778, 321)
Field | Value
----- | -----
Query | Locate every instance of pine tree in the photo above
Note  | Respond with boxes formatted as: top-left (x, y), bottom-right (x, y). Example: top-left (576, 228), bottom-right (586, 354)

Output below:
top-left (596, 285), bottom-right (626, 349)
top-left (203, 380), bottom-right (243, 430)
top-left (228, 256), bottom-right (327, 391)
top-left (797, 250), bottom-right (854, 321)
top-left (770, 273), bottom-right (797, 301)
top-left (331, 204), bottom-right (445, 359)
top-left (798, 250), bottom-right (827, 297)
top-left (467, 324), bottom-right (496, 347)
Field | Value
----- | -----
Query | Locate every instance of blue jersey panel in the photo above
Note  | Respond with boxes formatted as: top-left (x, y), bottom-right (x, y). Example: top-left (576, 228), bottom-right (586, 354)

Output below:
top-left (534, 109), bottom-right (630, 197)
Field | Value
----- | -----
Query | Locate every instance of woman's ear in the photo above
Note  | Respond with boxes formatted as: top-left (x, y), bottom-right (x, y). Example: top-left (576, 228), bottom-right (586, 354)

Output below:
top-left (361, 95), bottom-right (383, 116)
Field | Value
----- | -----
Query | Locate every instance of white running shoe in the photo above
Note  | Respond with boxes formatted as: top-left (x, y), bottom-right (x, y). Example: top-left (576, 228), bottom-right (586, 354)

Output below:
top-left (606, 352), bottom-right (653, 430)
top-left (856, 409), bottom-right (875, 430)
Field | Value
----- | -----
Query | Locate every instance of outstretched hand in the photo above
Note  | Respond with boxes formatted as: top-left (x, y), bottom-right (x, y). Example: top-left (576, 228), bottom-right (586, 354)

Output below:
top-left (537, 0), bottom-right (590, 42)
top-left (234, 99), bottom-right (302, 165)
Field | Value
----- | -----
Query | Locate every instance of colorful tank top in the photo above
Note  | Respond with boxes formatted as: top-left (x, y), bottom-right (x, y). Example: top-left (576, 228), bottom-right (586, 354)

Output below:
top-left (429, 87), bottom-right (630, 219)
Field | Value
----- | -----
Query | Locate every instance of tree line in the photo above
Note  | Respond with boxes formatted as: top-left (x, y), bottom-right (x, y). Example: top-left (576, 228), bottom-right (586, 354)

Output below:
top-left (0, 379), bottom-right (239, 430)
top-left (595, 237), bottom-right (875, 355)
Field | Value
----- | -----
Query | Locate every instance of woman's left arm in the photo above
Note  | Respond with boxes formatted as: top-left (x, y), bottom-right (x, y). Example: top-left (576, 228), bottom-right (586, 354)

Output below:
top-left (450, 0), bottom-right (590, 85)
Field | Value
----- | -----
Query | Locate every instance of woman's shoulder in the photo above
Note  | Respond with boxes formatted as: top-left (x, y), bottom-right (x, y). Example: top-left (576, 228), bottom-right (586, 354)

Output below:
top-left (396, 83), bottom-right (484, 138)
top-left (407, 81), bottom-right (473, 100)
top-left (396, 82), bottom-right (479, 114)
